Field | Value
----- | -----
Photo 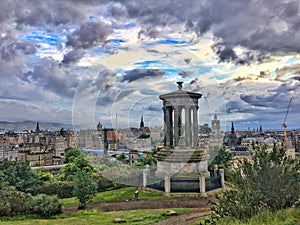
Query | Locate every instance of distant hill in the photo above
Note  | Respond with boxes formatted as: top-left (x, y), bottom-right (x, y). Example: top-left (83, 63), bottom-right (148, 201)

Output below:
top-left (0, 121), bottom-right (73, 132)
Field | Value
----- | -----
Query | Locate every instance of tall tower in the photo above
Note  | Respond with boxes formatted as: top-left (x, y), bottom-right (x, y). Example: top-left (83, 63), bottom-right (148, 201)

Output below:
top-left (229, 121), bottom-right (237, 146)
top-left (140, 115), bottom-right (144, 128)
top-left (231, 121), bottom-right (235, 134)
top-left (211, 113), bottom-right (220, 140)
top-left (36, 122), bottom-right (40, 133)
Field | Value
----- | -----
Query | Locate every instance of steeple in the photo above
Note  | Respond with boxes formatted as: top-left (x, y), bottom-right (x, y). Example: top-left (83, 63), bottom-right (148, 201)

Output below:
top-left (140, 115), bottom-right (144, 128)
top-left (259, 124), bottom-right (263, 133)
top-left (36, 121), bottom-right (40, 133)
top-left (97, 121), bottom-right (102, 131)
top-left (231, 121), bottom-right (235, 134)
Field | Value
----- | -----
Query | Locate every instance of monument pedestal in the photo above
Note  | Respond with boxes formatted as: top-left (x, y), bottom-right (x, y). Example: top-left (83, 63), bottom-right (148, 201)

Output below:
top-left (155, 146), bottom-right (210, 193)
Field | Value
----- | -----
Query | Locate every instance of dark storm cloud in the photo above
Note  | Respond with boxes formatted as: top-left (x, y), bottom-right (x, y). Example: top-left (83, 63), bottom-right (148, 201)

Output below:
top-left (97, 89), bottom-right (135, 106)
top-left (122, 69), bottom-right (165, 82)
top-left (0, 37), bottom-right (37, 61)
top-left (20, 57), bottom-right (77, 97)
top-left (13, 0), bottom-right (88, 27)
top-left (240, 81), bottom-right (300, 110)
top-left (62, 49), bottom-right (85, 64)
top-left (66, 22), bottom-right (112, 49)
top-left (226, 101), bottom-right (245, 114)
top-left (73, 65), bottom-right (134, 107)
top-left (122, 0), bottom-right (300, 63)
top-left (4, 0), bottom-right (300, 64)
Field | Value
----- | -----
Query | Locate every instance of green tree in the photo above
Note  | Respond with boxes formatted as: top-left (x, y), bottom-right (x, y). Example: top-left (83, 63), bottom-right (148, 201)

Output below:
top-left (73, 171), bottom-right (98, 209)
top-left (0, 159), bottom-right (41, 193)
top-left (133, 155), bottom-right (157, 167)
top-left (61, 148), bottom-right (94, 180)
top-left (116, 152), bottom-right (127, 162)
top-left (65, 148), bottom-right (82, 163)
top-left (210, 145), bottom-right (233, 169)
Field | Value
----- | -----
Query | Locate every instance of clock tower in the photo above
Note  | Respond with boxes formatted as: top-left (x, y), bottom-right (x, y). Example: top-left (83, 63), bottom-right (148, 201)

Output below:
top-left (211, 113), bottom-right (221, 140)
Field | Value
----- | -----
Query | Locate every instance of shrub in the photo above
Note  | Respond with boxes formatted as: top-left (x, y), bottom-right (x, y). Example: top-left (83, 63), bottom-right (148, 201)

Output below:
top-left (30, 180), bottom-right (74, 198)
top-left (33, 194), bottom-right (62, 218)
top-left (212, 146), bottom-right (300, 221)
top-left (0, 187), bottom-right (34, 216)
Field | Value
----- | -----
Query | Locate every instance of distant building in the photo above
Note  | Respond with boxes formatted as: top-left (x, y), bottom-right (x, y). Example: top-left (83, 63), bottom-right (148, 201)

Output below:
top-left (211, 113), bottom-right (221, 140)
top-left (226, 122), bottom-right (237, 147)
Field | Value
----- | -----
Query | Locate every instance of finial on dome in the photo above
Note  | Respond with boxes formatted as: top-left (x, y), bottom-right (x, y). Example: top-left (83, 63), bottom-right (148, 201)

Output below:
top-left (177, 81), bottom-right (183, 90)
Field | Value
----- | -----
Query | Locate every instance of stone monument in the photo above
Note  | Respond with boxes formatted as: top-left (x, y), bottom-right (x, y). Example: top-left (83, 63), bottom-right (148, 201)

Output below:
top-left (154, 82), bottom-right (210, 194)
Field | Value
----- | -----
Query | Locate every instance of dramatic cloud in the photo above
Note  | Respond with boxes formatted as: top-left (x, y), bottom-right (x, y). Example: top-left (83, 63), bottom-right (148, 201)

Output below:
top-left (121, 0), bottom-right (300, 63)
top-left (122, 69), bottom-right (165, 82)
top-left (20, 57), bottom-right (78, 97)
top-left (0, 0), bottom-right (299, 129)
top-left (62, 48), bottom-right (85, 64)
top-left (66, 22), bottom-right (112, 49)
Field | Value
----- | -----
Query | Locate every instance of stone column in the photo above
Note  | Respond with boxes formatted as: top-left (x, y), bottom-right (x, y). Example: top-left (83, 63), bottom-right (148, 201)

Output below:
top-left (178, 106), bottom-right (182, 137)
top-left (185, 106), bottom-right (191, 147)
top-left (165, 107), bottom-right (170, 146)
top-left (219, 169), bottom-right (225, 188)
top-left (143, 165), bottom-right (150, 190)
top-left (169, 107), bottom-right (173, 146)
top-left (163, 107), bottom-right (167, 146)
top-left (193, 106), bottom-right (198, 147)
top-left (174, 107), bottom-right (179, 146)
top-left (164, 176), bottom-right (170, 195)
top-left (199, 176), bottom-right (206, 194)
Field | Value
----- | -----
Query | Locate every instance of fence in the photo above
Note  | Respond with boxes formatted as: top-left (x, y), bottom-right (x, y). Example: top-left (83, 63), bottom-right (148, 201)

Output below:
top-left (205, 174), bottom-right (222, 192)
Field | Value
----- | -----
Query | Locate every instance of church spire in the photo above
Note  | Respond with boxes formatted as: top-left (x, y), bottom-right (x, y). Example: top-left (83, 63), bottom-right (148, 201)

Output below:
top-left (231, 121), bottom-right (235, 134)
top-left (140, 115), bottom-right (144, 128)
top-left (259, 124), bottom-right (263, 133)
top-left (36, 121), bottom-right (40, 133)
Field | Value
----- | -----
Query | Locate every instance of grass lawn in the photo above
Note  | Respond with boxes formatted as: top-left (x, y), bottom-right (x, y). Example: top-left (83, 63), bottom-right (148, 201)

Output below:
top-left (0, 208), bottom-right (192, 225)
top-left (60, 187), bottom-right (172, 206)
top-left (193, 208), bottom-right (300, 225)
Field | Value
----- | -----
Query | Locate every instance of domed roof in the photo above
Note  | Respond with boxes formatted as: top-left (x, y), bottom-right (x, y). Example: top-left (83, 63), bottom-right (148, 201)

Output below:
top-left (159, 82), bottom-right (202, 100)
top-left (263, 137), bottom-right (276, 144)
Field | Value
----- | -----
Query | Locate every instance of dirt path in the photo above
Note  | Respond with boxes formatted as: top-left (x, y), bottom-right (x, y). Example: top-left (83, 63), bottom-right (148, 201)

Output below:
top-left (63, 198), bottom-right (211, 216)
top-left (153, 208), bottom-right (211, 225)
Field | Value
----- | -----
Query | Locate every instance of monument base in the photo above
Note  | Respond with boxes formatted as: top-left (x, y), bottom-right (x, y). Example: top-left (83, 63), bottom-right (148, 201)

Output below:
top-left (155, 146), bottom-right (210, 177)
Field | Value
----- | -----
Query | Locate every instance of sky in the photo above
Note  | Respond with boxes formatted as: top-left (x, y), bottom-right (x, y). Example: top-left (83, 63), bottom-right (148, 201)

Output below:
top-left (0, 0), bottom-right (300, 131)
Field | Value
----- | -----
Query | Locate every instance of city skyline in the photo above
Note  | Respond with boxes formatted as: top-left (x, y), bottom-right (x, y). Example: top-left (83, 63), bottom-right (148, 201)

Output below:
top-left (0, 1), bottom-right (300, 130)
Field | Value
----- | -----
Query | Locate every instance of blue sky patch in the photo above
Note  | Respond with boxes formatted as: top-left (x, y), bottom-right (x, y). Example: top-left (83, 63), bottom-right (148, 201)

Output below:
top-left (123, 23), bottom-right (136, 29)
top-left (19, 30), bottom-right (63, 47)
top-left (134, 60), bottom-right (161, 68)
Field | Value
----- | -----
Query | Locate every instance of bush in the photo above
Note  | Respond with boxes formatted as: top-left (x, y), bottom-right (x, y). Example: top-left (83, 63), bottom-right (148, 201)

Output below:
top-left (93, 174), bottom-right (117, 192)
top-left (33, 194), bottom-right (62, 218)
top-left (212, 188), bottom-right (262, 221)
top-left (0, 187), bottom-right (34, 216)
top-left (212, 146), bottom-right (300, 221)
top-left (30, 180), bottom-right (74, 198)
